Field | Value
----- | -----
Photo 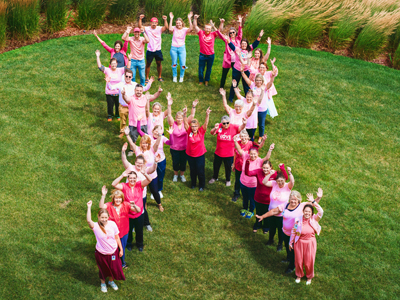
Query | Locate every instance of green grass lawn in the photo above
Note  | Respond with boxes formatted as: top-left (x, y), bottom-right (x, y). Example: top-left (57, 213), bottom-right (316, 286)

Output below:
top-left (0, 34), bottom-right (399, 299)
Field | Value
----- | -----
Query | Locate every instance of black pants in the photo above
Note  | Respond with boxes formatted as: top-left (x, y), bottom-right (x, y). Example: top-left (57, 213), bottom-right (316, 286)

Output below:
top-left (229, 68), bottom-right (250, 102)
top-left (253, 202), bottom-right (270, 231)
top-left (148, 178), bottom-right (161, 205)
top-left (170, 149), bottom-right (187, 172)
top-left (268, 216), bottom-right (283, 245)
top-left (220, 62), bottom-right (234, 89)
top-left (143, 196), bottom-right (151, 226)
top-left (283, 233), bottom-right (295, 270)
top-left (106, 94), bottom-right (119, 118)
top-left (212, 153), bottom-right (233, 181)
top-left (127, 214), bottom-right (144, 248)
top-left (246, 128), bottom-right (256, 141)
top-left (187, 154), bottom-right (205, 189)
top-left (234, 169), bottom-right (241, 197)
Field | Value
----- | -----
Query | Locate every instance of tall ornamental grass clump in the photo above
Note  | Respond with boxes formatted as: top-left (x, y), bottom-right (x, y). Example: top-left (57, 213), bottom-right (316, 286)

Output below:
top-left (353, 10), bottom-right (400, 60)
top-left (235, 0), bottom-right (253, 10)
top-left (0, 1), bottom-right (6, 48)
top-left (6, 0), bottom-right (40, 39)
top-left (145, 0), bottom-right (165, 19)
top-left (163, 0), bottom-right (192, 24)
top-left (46, 0), bottom-right (69, 33)
top-left (75, 0), bottom-right (109, 29)
top-left (363, 0), bottom-right (399, 13)
top-left (200, 0), bottom-right (235, 26)
top-left (393, 42), bottom-right (400, 69)
top-left (108, 0), bottom-right (138, 24)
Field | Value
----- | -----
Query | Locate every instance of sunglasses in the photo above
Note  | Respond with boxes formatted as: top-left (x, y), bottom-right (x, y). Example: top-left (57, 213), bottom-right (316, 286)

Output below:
top-left (125, 75), bottom-right (132, 78)
top-left (229, 31), bottom-right (235, 34)
top-left (222, 122), bottom-right (230, 125)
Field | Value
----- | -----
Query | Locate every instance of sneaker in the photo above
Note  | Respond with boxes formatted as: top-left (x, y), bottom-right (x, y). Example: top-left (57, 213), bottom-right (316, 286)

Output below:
top-left (101, 283), bottom-right (107, 293)
top-left (159, 191), bottom-right (163, 198)
top-left (285, 267), bottom-right (295, 274)
top-left (127, 150), bottom-right (134, 157)
top-left (199, 188), bottom-right (204, 192)
top-left (226, 181), bottom-right (231, 187)
top-left (180, 175), bottom-right (186, 182)
top-left (295, 278), bottom-right (301, 283)
top-left (173, 175), bottom-right (178, 182)
top-left (277, 243), bottom-right (283, 252)
top-left (306, 279), bottom-right (312, 285)
top-left (179, 77), bottom-right (184, 83)
top-left (240, 209), bottom-right (247, 217)
top-left (231, 195), bottom-right (238, 202)
top-left (173, 77), bottom-right (177, 82)
top-left (127, 245), bottom-right (132, 251)
top-left (107, 118), bottom-right (112, 122)
top-left (151, 193), bottom-right (154, 200)
top-left (108, 281), bottom-right (118, 291)
top-left (146, 225), bottom-right (153, 232)
top-left (117, 117), bottom-right (121, 121)
top-left (209, 178), bottom-right (216, 184)
top-left (138, 247), bottom-right (144, 252)
top-left (245, 211), bottom-right (254, 219)
top-left (191, 186), bottom-right (195, 189)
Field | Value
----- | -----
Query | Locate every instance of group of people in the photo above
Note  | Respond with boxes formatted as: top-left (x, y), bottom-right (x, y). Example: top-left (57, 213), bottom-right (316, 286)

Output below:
top-left (87, 12), bottom-right (325, 293)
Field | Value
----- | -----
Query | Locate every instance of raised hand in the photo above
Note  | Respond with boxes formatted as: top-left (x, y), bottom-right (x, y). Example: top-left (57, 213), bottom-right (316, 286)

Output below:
top-left (194, 14), bottom-right (199, 19)
top-left (238, 15), bottom-right (242, 23)
top-left (267, 37), bottom-right (271, 45)
top-left (162, 15), bottom-right (167, 21)
top-left (317, 188), bottom-right (323, 198)
top-left (124, 126), bottom-right (130, 135)
top-left (126, 26), bottom-right (132, 33)
top-left (137, 114), bottom-right (144, 121)
top-left (271, 57), bottom-right (276, 65)
top-left (121, 87), bottom-right (126, 95)
top-left (192, 99), bottom-right (199, 107)
top-left (206, 107), bottom-right (212, 115)
top-left (241, 63), bottom-right (245, 72)
top-left (262, 134), bottom-right (267, 140)
top-left (272, 66), bottom-right (278, 77)
top-left (122, 169), bottom-right (131, 177)
top-left (155, 153), bottom-right (162, 163)
top-left (158, 86), bottom-right (163, 93)
top-left (209, 20), bottom-right (214, 27)
top-left (148, 76), bottom-right (154, 84)
top-left (169, 12), bottom-right (174, 19)
top-left (219, 18), bottom-right (225, 23)
top-left (188, 11), bottom-right (193, 19)
top-left (242, 117), bottom-right (247, 125)
top-left (269, 169), bottom-right (275, 176)
top-left (219, 88), bottom-right (226, 96)
top-left (87, 200), bottom-right (92, 207)
top-left (287, 167), bottom-right (292, 173)
top-left (104, 75), bottom-right (111, 83)
top-left (214, 123), bottom-right (219, 130)
top-left (101, 185), bottom-right (108, 196)
top-left (140, 14), bottom-right (145, 19)
top-left (259, 29), bottom-right (264, 37)
top-left (232, 79), bottom-right (237, 88)
top-left (95, 49), bottom-right (101, 57)
top-left (233, 134), bottom-right (240, 142)
top-left (166, 127), bottom-right (173, 135)
top-left (306, 193), bottom-right (315, 202)
top-left (269, 143), bottom-right (275, 151)
top-left (93, 30), bottom-right (98, 36)
top-left (182, 105), bottom-right (187, 114)
top-left (128, 52), bottom-right (134, 60)
top-left (122, 142), bottom-right (128, 152)
top-left (167, 93), bottom-right (173, 106)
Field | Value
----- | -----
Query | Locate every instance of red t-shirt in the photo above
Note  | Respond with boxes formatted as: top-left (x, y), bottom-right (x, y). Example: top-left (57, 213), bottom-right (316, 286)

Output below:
top-left (121, 181), bottom-right (144, 219)
top-left (105, 202), bottom-right (130, 238)
top-left (215, 124), bottom-right (240, 157)
top-left (198, 30), bottom-right (218, 55)
top-left (186, 126), bottom-right (207, 157)
top-left (234, 141), bottom-right (259, 171)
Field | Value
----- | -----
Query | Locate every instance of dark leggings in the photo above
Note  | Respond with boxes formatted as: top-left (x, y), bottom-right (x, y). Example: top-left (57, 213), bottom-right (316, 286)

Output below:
top-left (283, 233), bottom-right (295, 270)
top-left (246, 128), bottom-right (256, 141)
top-left (106, 94), bottom-right (119, 118)
top-left (212, 154), bottom-right (233, 181)
top-left (170, 149), bottom-right (187, 172)
top-left (253, 202), bottom-right (270, 231)
top-left (229, 68), bottom-right (250, 102)
top-left (187, 154), bottom-right (205, 189)
top-left (143, 196), bottom-right (151, 226)
top-left (220, 62), bottom-right (234, 89)
top-left (233, 169), bottom-right (241, 197)
top-left (127, 214), bottom-right (144, 248)
top-left (148, 178), bottom-right (161, 205)
top-left (268, 216), bottom-right (283, 245)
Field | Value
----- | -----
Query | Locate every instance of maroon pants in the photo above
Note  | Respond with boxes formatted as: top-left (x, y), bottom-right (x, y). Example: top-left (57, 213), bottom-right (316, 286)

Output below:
top-left (95, 248), bottom-right (125, 281)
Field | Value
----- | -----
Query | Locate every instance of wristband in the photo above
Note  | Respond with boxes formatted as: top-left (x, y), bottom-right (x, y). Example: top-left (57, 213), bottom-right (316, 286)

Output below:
top-left (312, 200), bottom-right (316, 204)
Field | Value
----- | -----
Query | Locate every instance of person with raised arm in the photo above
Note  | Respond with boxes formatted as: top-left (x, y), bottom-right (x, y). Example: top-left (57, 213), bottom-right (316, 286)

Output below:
top-left (169, 11), bottom-right (193, 83)
top-left (256, 188), bottom-right (323, 274)
top-left (289, 194), bottom-right (324, 285)
top-left (184, 103), bottom-right (211, 191)
top-left (86, 200), bottom-right (125, 293)
top-left (234, 136), bottom-right (273, 219)
top-left (112, 169), bottom-right (153, 253)
top-left (248, 37), bottom-right (272, 80)
top-left (139, 14), bottom-right (169, 82)
top-left (98, 186), bottom-right (140, 269)
top-left (167, 93), bottom-right (189, 182)
top-left (219, 88), bottom-right (257, 126)
top-left (193, 15), bottom-right (219, 86)
top-left (94, 30), bottom-right (129, 68)
top-left (208, 115), bottom-right (246, 187)
top-left (122, 26), bottom-right (150, 85)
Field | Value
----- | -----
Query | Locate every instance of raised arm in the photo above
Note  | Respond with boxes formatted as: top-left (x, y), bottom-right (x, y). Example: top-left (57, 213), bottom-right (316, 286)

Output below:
top-left (152, 134), bottom-right (162, 153)
top-left (188, 99), bottom-right (198, 124)
top-left (306, 188), bottom-right (323, 205)
top-left (251, 29), bottom-right (263, 50)
top-left (219, 88), bottom-right (231, 114)
top-left (95, 50), bottom-right (104, 70)
top-left (121, 26), bottom-right (131, 41)
top-left (258, 134), bottom-right (267, 149)
top-left (147, 86), bottom-right (163, 102)
top-left (187, 11), bottom-right (193, 31)
top-left (210, 123), bottom-right (220, 136)
top-left (287, 167), bottom-right (294, 189)
top-left (136, 119), bottom-right (145, 137)
top-left (279, 163), bottom-right (288, 180)
top-left (313, 202), bottom-right (324, 222)
top-left (202, 107), bottom-right (211, 131)
top-left (238, 117), bottom-right (247, 132)
top-left (263, 37), bottom-right (272, 63)
top-left (256, 87), bottom-right (266, 106)
top-left (237, 15), bottom-right (243, 35)
top-left (166, 93), bottom-right (174, 126)
top-left (265, 66), bottom-right (278, 91)
top-left (245, 97), bottom-right (257, 118)
top-left (121, 87), bottom-right (132, 104)
top-left (121, 142), bottom-right (131, 169)
top-left (193, 14), bottom-right (200, 34)
top-left (232, 80), bottom-right (243, 99)
top-left (112, 170), bottom-right (130, 190)
top-left (141, 169), bottom-right (153, 188)
top-left (262, 143), bottom-right (275, 162)
top-left (143, 31), bottom-right (150, 44)
top-left (99, 185), bottom-right (108, 209)
top-left (241, 66), bottom-right (253, 86)
top-left (256, 207), bottom-right (280, 222)
top-left (146, 153), bottom-right (160, 174)
top-left (262, 169), bottom-right (276, 187)
top-left (244, 159), bottom-right (258, 177)
top-left (86, 201), bottom-right (95, 229)
top-left (93, 30), bottom-right (104, 44)
top-left (169, 12), bottom-right (174, 33)
top-left (218, 18), bottom-right (224, 32)
top-left (233, 136), bottom-right (244, 156)
top-left (162, 15), bottom-right (169, 32)
top-left (183, 106), bottom-right (189, 130)
top-left (124, 127), bottom-right (137, 152)
top-left (138, 14), bottom-right (145, 30)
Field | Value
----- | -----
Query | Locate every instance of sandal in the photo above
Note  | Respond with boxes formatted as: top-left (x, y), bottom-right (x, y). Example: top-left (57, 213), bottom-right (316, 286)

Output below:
top-left (158, 77), bottom-right (164, 82)
top-left (158, 204), bottom-right (164, 212)
top-left (145, 79), bottom-right (149, 84)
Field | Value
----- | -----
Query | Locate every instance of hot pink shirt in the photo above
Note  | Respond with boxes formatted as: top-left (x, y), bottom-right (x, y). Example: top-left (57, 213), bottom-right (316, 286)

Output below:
top-left (269, 181), bottom-right (292, 217)
top-left (105, 202), bottom-right (130, 238)
top-left (126, 163), bottom-right (147, 197)
top-left (214, 124), bottom-right (240, 157)
top-left (233, 47), bottom-right (253, 72)
top-left (147, 112), bottom-right (166, 134)
top-left (170, 121), bottom-right (187, 151)
top-left (172, 26), bottom-right (189, 47)
top-left (128, 94), bottom-right (148, 126)
top-left (229, 108), bottom-right (246, 125)
top-left (240, 153), bottom-right (263, 187)
top-left (198, 30), bottom-right (218, 55)
top-left (103, 67), bottom-right (125, 95)
top-left (135, 148), bottom-right (157, 179)
top-left (234, 141), bottom-right (257, 171)
top-left (279, 202), bottom-right (308, 236)
top-left (101, 40), bottom-right (129, 66)
top-left (186, 126), bottom-right (206, 157)
top-left (121, 181), bottom-right (144, 219)
top-left (242, 98), bottom-right (258, 129)
top-left (216, 28), bottom-right (242, 68)
top-left (92, 220), bottom-right (119, 255)
top-left (127, 36), bottom-right (146, 60)
top-left (145, 26), bottom-right (162, 51)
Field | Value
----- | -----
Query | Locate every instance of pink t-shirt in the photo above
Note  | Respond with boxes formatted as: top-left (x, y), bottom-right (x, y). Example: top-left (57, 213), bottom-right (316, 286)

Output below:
top-left (170, 121), bottom-right (187, 151)
top-left (216, 28), bottom-right (242, 68)
top-left (233, 48), bottom-right (252, 72)
top-left (215, 124), bottom-right (240, 157)
top-left (151, 136), bottom-right (169, 161)
top-left (279, 202), bottom-right (308, 236)
top-left (147, 112), bottom-right (165, 134)
top-left (92, 220), bottom-right (119, 255)
top-left (128, 94), bottom-right (148, 126)
top-left (262, 70), bottom-right (278, 99)
top-left (172, 26), bottom-right (189, 48)
top-left (234, 141), bottom-right (257, 171)
top-left (198, 30), bottom-right (218, 55)
top-left (249, 82), bottom-right (268, 112)
top-left (186, 126), bottom-right (206, 157)
top-left (229, 108), bottom-right (246, 125)
top-left (121, 181), bottom-right (144, 218)
top-left (128, 36), bottom-right (146, 60)
top-left (145, 26), bottom-right (162, 52)
top-left (242, 98), bottom-right (258, 129)
top-left (103, 67), bottom-right (125, 94)
top-left (240, 153), bottom-right (263, 187)
top-left (269, 181), bottom-right (292, 217)
top-left (135, 148), bottom-right (157, 179)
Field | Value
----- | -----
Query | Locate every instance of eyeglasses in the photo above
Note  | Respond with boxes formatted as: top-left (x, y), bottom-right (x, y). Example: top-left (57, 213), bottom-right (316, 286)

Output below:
top-left (125, 75), bottom-right (132, 78)
top-left (222, 122), bottom-right (230, 125)
top-left (229, 31), bottom-right (235, 34)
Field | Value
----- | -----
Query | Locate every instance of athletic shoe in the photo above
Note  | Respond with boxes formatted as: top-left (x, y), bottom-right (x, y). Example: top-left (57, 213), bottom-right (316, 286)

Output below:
top-left (240, 209), bottom-right (247, 217)
top-left (180, 175), bottom-right (186, 182)
top-left (146, 225), bottom-right (153, 232)
top-left (173, 77), bottom-right (177, 82)
top-left (159, 191), bottom-right (163, 198)
top-left (173, 175), bottom-right (178, 182)
top-left (245, 211), bottom-right (254, 219)
top-left (295, 278), bottom-right (301, 283)
top-left (179, 77), bottom-right (184, 83)
top-left (127, 150), bottom-right (134, 157)
top-left (266, 240), bottom-right (274, 246)
top-left (101, 283), bottom-right (107, 293)
top-left (108, 281), bottom-right (118, 291)
top-left (107, 118), bottom-right (112, 122)
top-left (138, 247), bottom-right (144, 252)
top-left (226, 181), bottom-right (231, 187)
top-left (151, 193), bottom-right (154, 200)
top-left (199, 188), bottom-right (204, 192)
top-left (281, 259), bottom-right (289, 263)
top-left (209, 178), bottom-right (216, 184)
top-left (231, 195), bottom-right (238, 202)
top-left (306, 279), bottom-right (312, 285)
top-left (117, 117), bottom-right (121, 121)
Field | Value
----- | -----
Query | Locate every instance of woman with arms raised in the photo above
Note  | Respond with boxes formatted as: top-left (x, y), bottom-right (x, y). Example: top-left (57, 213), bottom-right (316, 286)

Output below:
top-left (219, 88), bottom-right (257, 126)
top-left (94, 29), bottom-right (128, 68)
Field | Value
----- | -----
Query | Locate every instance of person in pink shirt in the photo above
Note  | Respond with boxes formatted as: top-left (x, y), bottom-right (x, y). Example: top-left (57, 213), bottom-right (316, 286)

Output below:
top-left (94, 30), bottom-right (129, 68)
top-left (208, 115), bottom-right (246, 187)
top-left (257, 188), bottom-right (323, 275)
top-left (219, 88), bottom-right (257, 126)
top-left (193, 15), bottom-right (218, 86)
top-left (86, 200), bottom-right (125, 293)
top-left (169, 11), bottom-right (193, 82)
top-left (184, 103), bottom-right (211, 191)
top-left (139, 14), bottom-right (169, 82)
top-left (248, 37), bottom-right (272, 81)
top-left (122, 26), bottom-right (150, 85)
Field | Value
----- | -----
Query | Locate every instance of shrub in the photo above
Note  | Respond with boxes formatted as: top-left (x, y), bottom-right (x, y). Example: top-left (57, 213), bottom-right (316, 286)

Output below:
top-left (75, 0), bottom-right (109, 29)
top-left (108, 0), bottom-right (139, 25)
top-left (200, 0), bottom-right (235, 26)
top-left (163, 0), bottom-right (192, 24)
top-left (353, 10), bottom-right (400, 60)
top-left (6, 0), bottom-right (40, 39)
top-left (46, 0), bottom-right (69, 33)
top-left (393, 42), bottom-right (400, 69)
top-left (144, 0), bottom-right (165, 20)
top-left (0, 1), bottom-right (6, 48)
top-left (235, 0), bottom-right (253, 10)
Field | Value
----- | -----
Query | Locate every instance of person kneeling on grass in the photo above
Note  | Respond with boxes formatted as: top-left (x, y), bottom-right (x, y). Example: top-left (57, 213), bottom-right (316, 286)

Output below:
top-left (86, 200), bottom-right (125, 293)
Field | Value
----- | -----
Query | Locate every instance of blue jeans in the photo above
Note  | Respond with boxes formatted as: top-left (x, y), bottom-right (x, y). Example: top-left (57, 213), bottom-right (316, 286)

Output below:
top-left (120, 233), bottom-right (128, 266)
top-left (170, 46), bottom-right (187, 78)
top-left (258, 110), bottom-right (268, 137)
top-left (240, 182), bottom-right (256, 213)
top-left (198, 53), bottom-right (214, 83)
top-left (157, 158), bottom-right (167, 191)
top-left (131, 59), bottom-right (145, 85)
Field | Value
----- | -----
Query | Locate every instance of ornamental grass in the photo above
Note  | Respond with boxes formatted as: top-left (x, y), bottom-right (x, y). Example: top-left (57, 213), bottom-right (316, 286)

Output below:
top-left (200, 0), bottom-right (235, 26)
top-left (108, 0), bottom-right (139, 25)
top-left (6, 0), bottom-right (40, 39)
top-left (393, 42), bottom-right (400, 69)
top-left (0, 1), bottom-right (6, 48)
top-left (46, 0), bottom-right (69, 33)
top-left (163, 0), bottom-right (192, 24)
top-left (144, 0), bottom-right (165, 20)
top-left (75, 0), bottom-right (109, 29)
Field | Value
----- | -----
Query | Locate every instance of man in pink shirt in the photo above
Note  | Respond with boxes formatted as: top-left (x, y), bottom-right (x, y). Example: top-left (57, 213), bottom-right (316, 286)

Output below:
top-left (122, 26), bottom-right (149, 86)
top-left (139, 14), bottom-right (168, 83)
top-left (193, 15), bottom-right (218, 86)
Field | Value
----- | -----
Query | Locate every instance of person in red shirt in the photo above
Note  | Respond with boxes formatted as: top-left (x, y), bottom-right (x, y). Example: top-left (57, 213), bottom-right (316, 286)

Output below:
top-left (208, 116), bottom-right (246, 186)
top-left (184, 103), bottom-right (211, 191)
top-left (193, 15), bottom-right (218, 86)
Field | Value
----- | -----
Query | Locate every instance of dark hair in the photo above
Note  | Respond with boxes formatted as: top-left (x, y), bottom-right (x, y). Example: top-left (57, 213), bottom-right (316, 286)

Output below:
top-left (249, 147), bottom-right (259, 153)
top-left (114, 40), bottom-right (123, 49)
top-left (241, 38), bottom-right (252, 52)
top-left (275, 172), bottom-right (286, 181)
top-left (125, 69), bottom-right (133, 76)
top-left (303, 204), bottom-right (314, 215)
top-left (262, 160), bottom-right (272, 167)
top-left (127, 171), bottom-right (137, 179)
top-left (135, 154), bottom-right (146, 164)
top-left (254, 48), bottom-right (263, 61)
top-left (110, 57), bottom-right (118, 65)
top-left (135, 84), bottom-right (143, 90)
top-left (259, 61), bottom-right (269, 70)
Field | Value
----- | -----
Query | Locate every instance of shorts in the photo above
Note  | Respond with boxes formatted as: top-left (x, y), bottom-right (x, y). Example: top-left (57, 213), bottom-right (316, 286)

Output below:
top-left (146, 50), bottom-right (163, 63)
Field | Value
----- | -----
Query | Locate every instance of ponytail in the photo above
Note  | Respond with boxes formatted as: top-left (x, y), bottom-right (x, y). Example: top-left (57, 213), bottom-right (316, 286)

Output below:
top-left (97, 208), bottom-right (109, 234)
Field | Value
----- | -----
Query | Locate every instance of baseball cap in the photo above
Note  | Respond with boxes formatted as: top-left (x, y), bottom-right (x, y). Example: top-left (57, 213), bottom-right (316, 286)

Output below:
top-left (150, 17), bottom-right (158, 22)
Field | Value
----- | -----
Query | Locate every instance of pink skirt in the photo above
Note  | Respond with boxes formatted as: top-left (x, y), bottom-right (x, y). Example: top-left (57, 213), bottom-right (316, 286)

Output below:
top-left (95, 248), bottom-right (125, 281)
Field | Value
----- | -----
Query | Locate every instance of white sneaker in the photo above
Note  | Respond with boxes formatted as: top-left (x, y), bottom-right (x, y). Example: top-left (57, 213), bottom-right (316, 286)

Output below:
top-left (226, 181), bottom-right (231, 187)
top-left (108, 281), bottom-right (118, 290)
top-left (151, 193), bottom-right (154, 200)
top-left (180, 175), bottom-right (186, 182)
top-left (209, 178), bottom-right (216, 184)
top-left (306, 279), bottom-right (312, 285)
top-left (101, 283), bottom-right (107, 293)
top-left (173, 77), bottom-right (177, 82)
top-left (146, 225), bottom-right (153, 232)
top-left (295, 278), bottom-right (301, 283)
top-left (159, 191), bottom-right (164, 198)
top-left (179, 77), bottom-right (184, 82)
top-left (173, 175), bottom-right (178, 182)
top-left (127, 150), bottom-right (133, 157)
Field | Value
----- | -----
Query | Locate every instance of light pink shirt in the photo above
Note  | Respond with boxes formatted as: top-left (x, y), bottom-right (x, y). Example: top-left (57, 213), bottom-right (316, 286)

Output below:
top-left (262, 70), bottom-right (278, 99)
top-left (135, 148), bottom-right (157, 179)
top-left (172, 26), bottom-right (189, 48)
top-left (128, 36), bottom-right (146, 60)
top-left (242, 98), bottom-right (258, 129)
top-left (145, 26), bottom-right (162, 52)
top-left (128, 94), bottom-right (147, 126)
top-left (93, 221), bottom-right (119, 255)
top-left (170, 121), bottom-right (187, 151)
top-left (103, 68), bottom-right (125, 94)
top-left (279, 202), bottom-right (308, 236)
top-left (240, 153), bottom-right (263, 187)
top-left (151, 136), bottom-right (169, 161)
top-left (229, 108), bottom-right (246, 125)
top-left (147, 112), bottom-right (166, 134)
top-left (269, 181), bottom-right (292, 217)
top-left (250, 82), bottom-right (267, 112)
top-left (233, 48), bottom-right (253, 72)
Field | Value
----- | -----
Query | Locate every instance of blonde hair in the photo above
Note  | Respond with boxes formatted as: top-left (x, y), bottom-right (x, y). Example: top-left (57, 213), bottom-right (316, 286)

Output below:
top-left (111, 189), bottom-right (125, 205)
top-left (140, 135), bottom-right (152, 151)
top-left (191, 119), bottom-right (199, 126)
top-left (255, 73), bottom-right (264, 83)
top-left (176, 17), bottom-right (185, 27)
top-left (152, 102), bottom-right (162, 110)
top-left (290, 190), bottom-right (302, 204)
